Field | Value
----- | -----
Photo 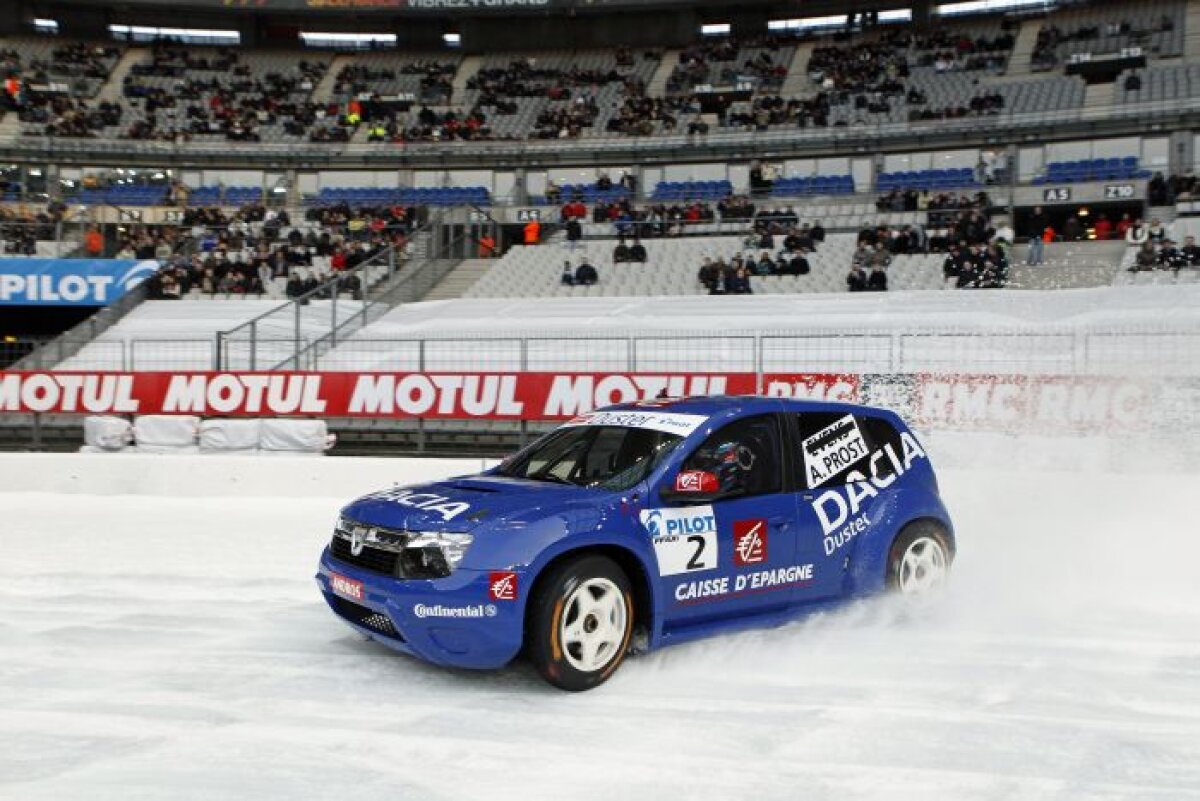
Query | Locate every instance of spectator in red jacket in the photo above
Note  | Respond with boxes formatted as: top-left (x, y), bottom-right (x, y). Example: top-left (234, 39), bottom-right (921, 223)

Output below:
top-left (561, 199), bottom-right (587, 221)
top-left (330, 248), bottom-right (348, 271)
top-left (1093, 214), bottom-right (1113, 240)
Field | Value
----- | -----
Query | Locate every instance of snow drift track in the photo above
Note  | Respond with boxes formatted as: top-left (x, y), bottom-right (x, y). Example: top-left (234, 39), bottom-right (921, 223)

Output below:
top-left (1, 454), bottom-right (1198, 801)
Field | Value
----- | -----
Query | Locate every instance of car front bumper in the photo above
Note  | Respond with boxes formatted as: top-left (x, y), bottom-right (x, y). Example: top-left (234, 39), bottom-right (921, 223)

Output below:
top-left (315, 547), bottom-right (525, 670)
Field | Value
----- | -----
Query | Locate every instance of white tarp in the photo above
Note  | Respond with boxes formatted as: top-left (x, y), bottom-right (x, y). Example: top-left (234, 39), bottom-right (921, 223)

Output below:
top-left (199, 419), bottom-right (262, 453)
top-left (133, 415), bottom-right (200, 447)
top-left (82, 416), bottom-right (133, 451)
top-left (258, 419), bottom-right (334, 454)
top-left (132, 443), bottom-right (202, 455)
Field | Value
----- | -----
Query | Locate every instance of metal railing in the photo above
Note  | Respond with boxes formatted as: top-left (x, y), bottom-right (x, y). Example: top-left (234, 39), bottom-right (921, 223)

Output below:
top-left (3, 98), bottom-right (1197, 168)
top-left (28, 325), bottom-right (1197, 378)
top-left (307, 327), bottom-right (1200, 377)
top-left (213, 213), bottom-right (469, 370)
top-left (214, 245), bottom-right (398, 370)
top-left (7, 278), bottom-right (153, 371)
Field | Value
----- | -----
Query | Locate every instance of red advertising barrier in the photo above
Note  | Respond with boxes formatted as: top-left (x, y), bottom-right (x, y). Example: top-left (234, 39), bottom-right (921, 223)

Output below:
top-left (0, 370), bottom-right (1155, 432)
top-left (0, 372), bottom-right (755, 419)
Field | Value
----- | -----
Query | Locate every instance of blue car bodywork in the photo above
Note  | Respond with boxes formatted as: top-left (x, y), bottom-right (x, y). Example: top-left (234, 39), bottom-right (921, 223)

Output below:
top-left (316, 396), bottom-right (955, 670)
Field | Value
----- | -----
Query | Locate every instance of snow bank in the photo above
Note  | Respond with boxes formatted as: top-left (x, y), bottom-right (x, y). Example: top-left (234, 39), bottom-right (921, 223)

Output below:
top-left (0, 453), bottom-right (489, 498)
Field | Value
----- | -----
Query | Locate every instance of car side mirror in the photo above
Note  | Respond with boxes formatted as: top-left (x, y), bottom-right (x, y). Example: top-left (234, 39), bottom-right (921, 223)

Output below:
top-left (660, 470), bottom-right (741, 504)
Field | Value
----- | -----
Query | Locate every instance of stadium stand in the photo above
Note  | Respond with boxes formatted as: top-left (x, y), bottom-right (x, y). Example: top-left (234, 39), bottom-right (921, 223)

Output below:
top-left (1032, 0), bottom-right (1185, 70)
top-left (462, 234), bottom-right (946, 298)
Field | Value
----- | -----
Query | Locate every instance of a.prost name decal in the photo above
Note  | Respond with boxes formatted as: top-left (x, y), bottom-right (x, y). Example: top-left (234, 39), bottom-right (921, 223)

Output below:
top-left (802, 414), bottom-right (869, 487)
top-left (639, 506), bottom-right (718, 575)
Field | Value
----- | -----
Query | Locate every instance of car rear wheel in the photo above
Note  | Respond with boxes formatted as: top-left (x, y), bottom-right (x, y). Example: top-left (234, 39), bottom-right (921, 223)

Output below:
top-left (887, 523), bottom-right (951, 595)
top-left (528, 554), bottom-right (634, 692)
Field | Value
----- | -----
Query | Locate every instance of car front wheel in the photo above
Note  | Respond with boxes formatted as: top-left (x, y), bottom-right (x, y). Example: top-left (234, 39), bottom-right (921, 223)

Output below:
top-left (528, 554), bottom-right (634, 691)
top-left (887, 523), bottom-right (952, 595)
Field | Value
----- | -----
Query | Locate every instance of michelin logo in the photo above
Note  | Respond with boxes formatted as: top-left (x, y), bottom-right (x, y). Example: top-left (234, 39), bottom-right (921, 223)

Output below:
top-left (117, 261), bottom-right (160, 292)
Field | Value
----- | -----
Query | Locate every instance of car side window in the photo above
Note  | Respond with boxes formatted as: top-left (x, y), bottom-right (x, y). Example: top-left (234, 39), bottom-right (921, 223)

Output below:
top-left (855, 415), bottom-right (905, 480)
top-left (795, 412), bottom-right (892, 489)
top-left (680, 414), bottom-right (782, 498)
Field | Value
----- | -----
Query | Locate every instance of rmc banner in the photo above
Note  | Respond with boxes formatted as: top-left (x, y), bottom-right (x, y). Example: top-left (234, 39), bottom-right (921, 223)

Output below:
top-left (0, 371), bottom-right (1182, 434)
top-left (0, 260), bottom-right (160, 307)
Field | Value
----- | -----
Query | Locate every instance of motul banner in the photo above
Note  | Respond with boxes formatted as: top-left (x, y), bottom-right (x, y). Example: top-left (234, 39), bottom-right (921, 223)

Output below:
top-left (0, 372), bottom-right (749, 419)
top-left (0, 371), bottom-right (1157, 432)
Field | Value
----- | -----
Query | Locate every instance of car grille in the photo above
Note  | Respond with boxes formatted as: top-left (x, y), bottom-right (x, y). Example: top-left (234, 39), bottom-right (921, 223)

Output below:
top-left (329, 595), bottom-right (404, 641)
top-left (330, 535), bottom-right (400, 576)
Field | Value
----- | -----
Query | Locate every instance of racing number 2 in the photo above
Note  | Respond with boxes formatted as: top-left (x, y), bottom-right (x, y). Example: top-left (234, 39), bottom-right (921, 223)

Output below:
top-left (686, 535), bottom-right (707, 571)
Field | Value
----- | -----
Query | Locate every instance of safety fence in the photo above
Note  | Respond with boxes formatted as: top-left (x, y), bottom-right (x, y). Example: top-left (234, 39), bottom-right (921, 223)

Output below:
top-left (29, 326), bottom-right (1200, 378)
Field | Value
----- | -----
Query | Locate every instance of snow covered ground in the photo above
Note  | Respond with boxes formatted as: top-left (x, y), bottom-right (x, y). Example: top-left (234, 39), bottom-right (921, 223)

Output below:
top-left (2, 451), bottom-right (1198, 801)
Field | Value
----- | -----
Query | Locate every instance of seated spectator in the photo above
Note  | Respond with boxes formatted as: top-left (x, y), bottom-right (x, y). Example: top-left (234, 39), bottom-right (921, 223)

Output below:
top-left (852, 242), bottom-right (872, 267)
top-left (867, 264), bottom-right (888, 291)
top-left (776, 251), bottom-right (809, 276)
top-left (613, 238), bottom-right (631, 263)
top-left (1114, 213), bottom-right (1133, 239)
top-left (942, 244), bottom-right (963, 283)
top-left (628, 238), bottom-right (647, 263)
top-left (1157, 239), bottom-right (1186, 270)
top-left (1146, 218), bottom-right (1166, 243)
top-left (1181, 236), bottom-right (1200, 266)
top-left (725, 266), bottom-right (752, 294)
top-left (575, 258), bottom-right (598, 286)
top-left (1131, 241), bottom-right (1157, 271)
top-left (870, 243), bottom-right (892, 269)
top-left (754, 251), bottom-right (774, 276)
top-left (846, 264), bottom-right (868, 292)
top-left (697, 257), bottom-right (719, 291)
top-left (566, 217), bottom-right (582, 248)
top-left (1125, 218), bottom-right (1147, 245)
top-left (1062, 216), bottom-right (1083, 242)
top-left (478, 233), bottom-right (497, 258)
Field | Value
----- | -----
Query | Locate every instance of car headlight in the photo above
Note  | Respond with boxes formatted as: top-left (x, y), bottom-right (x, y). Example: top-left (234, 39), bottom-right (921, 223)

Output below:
top-left (399, 531), bottom-right (474, 579)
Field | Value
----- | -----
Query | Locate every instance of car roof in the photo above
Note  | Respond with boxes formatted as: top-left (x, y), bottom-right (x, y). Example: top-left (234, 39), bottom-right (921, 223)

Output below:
top-left (602, 395), bottom-right (903, 422)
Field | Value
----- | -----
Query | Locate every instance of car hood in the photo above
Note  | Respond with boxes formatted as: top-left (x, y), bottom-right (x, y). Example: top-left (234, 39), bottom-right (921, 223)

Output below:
top-left (340, 475), bottom-right (603, 533)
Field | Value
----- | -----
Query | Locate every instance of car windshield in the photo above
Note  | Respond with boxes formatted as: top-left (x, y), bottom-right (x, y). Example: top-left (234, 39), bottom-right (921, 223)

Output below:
top-left (496, 425), bottom-right (684, 491)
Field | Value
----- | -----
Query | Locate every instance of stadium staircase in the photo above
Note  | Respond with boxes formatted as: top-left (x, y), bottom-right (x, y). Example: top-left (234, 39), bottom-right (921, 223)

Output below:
top-left (451, 54), bottom-right (484, 104)
top-left (645, 50), bottom-right (681, 97)
top-left (1081, 81), bottom-right (1118, 119)
top-left (1005, 19), bottom-right (1043, 76)
top-left (1008, 240), bottom-right (1130, 288)
top-left (0, 113), bottom-right (19, 143)
top-left (1186, 1), bottom-right (1200, 58)
top-left (778, 41), bottom-right (817, 97)
top-left (98, 48), bottom-right (148, 103)
top-left (421, 258), bottom-right (494, 300)
top-left (312, 54), bottom-right (357, 104)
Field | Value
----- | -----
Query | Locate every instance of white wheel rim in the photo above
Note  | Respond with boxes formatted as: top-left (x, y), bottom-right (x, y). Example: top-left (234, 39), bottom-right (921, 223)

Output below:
top-left (897, 536), bottom-right (948, 595)
top-left (560, 578), bottom-right (627, 673)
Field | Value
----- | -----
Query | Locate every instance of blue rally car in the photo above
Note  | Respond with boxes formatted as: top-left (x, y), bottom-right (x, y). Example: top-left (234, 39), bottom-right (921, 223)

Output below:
top-left (316, 396), bottom-right (955, 691)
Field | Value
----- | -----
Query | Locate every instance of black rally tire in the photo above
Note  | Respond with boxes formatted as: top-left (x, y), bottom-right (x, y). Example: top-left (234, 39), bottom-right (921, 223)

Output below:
top-left (527, 554), bottom-right (634, 692)
top-left (886, 521), bottom-right (953, 594)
